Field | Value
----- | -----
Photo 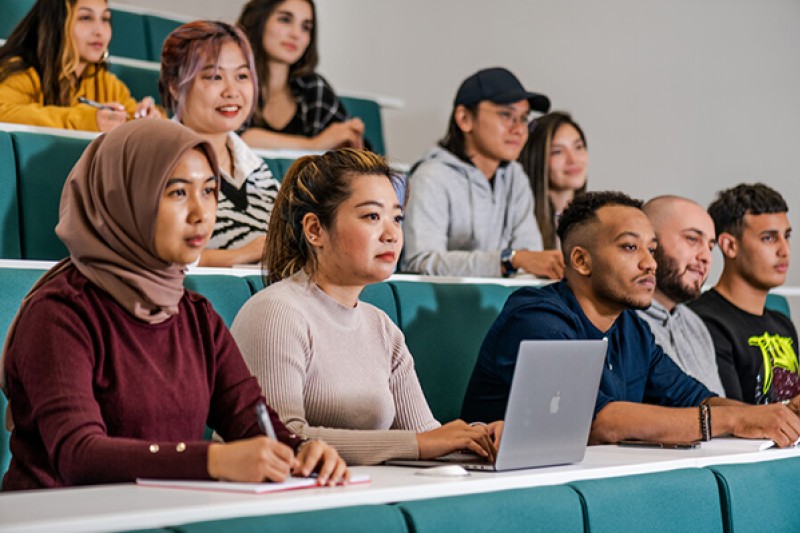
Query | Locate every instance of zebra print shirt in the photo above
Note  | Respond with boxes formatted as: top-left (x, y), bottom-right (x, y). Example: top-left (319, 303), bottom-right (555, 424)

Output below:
top-left (207, 132), bottom-right (279, 251)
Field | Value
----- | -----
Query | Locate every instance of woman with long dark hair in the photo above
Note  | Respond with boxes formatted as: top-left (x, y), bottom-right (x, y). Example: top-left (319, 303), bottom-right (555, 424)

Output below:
top-left (519, 112), bottom-right (589, 250)
top-left (237, 0), bottom-right (364, 150)
top-left (0, 0), bottom-right (159, 132)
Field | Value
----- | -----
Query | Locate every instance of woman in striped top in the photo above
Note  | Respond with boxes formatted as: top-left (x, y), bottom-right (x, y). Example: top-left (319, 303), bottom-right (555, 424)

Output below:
top-left (160, 20), bottom-right (279, 267)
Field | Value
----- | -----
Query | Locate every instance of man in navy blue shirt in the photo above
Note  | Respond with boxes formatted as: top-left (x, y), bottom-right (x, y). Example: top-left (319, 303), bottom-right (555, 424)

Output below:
top-left (462, 191), bottom-right (800, 446)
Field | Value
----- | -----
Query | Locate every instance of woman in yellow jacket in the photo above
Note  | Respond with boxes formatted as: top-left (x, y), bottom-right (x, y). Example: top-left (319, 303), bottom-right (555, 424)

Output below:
top-left (0, 0), bottom-right (160, 132)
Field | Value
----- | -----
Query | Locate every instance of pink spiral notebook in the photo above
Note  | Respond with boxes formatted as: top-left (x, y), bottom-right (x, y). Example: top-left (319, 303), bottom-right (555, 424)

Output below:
top-left (136, 474), bottom-right (371, 494)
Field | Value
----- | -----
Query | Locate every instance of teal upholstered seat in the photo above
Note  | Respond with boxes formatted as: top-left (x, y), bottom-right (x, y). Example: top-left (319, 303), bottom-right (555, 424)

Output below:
top-left (169, 504), bottom-right (408, 533)
top-left (765, 293), bottom-right (791, 318)
top-left (389, 281), bottom-right (518, 422)
top-left (0, 268), bottom-right (47, 484)
top-left (260, 158), bottom-right (297, 182)
top-left (0, 0), bottom-right (35, 39)
top-left (361, 282), bottom-right (399, 326)
top-left (0, 131), bottom-right (21, 259)
top-left (244, 274), bottom-right (266, 295)
top-left (12, 131), bottom-right (91, 260)
top-left (709, 456), bottom-right (800, 532)
top-left (397, 485), bottom-right (584, 533)
top-left (569, 468), bottom-right (724, 533)
top-left (108, 9), bottom-right (149, 61)
top-left (340, 96), bottom-right (385, 155)
top-left (183, 275), bottom-right (253, 327)
top-left (144, 15), bottom-right (184, 62)
top-left (107, 61), bottom-right (162, 105)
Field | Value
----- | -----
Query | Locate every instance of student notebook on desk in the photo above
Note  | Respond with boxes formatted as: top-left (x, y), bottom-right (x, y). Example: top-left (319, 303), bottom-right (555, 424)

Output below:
top-left (136, 475), bottom-right (371, 494)
top-left (387, 339), bottom-right (607, 472)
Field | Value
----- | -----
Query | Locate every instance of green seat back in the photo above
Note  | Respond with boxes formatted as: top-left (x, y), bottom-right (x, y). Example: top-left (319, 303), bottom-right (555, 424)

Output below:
top-left (340, 96), bottom-right (385, 155)
top-left (144, 15), bottom-right (184, 62)
top-left (244, 274), bottom-right (266, 295)
top-left (569, 468), bottom-right (724, 533)
top-left (107, 62), bottom-right (162, 105)
top-left (397, 485), bottom-right (584, 533)
top-left (261, 158), bottom-right (296, 182)
top-left (170, 504), bottom-right (407, 533)
top-left (765, 293), bottom-right (791, 319)
top-left (183, 275), bottom-right (253, 327)
top-left (108, 9), bottom-right (149, 61)
top-left (389, 281), bottom-right (517, 422)
top-left (0, 131), bottom-right (21, 259)
top-left (709, 457), bottom-right (800, 532)
top-left (361, 282), bottom-right (399, 326)
top-left (13, 132), bottom-right (91, 260)
top-left (0, 268), bottom-right (47, 484)
top-left (0, 0), bottom-right (35, 39)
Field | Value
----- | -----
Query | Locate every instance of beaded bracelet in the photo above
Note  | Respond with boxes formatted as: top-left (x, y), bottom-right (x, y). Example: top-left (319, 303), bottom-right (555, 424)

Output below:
top-left (699, 404), bottom-right (711, 441)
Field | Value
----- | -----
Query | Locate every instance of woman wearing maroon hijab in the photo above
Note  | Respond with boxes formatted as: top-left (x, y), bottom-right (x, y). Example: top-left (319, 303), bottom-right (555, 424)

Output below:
top-left (1, 119), bottom-right (347, 490)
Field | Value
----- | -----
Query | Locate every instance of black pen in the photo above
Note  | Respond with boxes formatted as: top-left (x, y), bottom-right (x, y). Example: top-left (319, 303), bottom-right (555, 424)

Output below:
top-left (255, 402), bottom-right (278, 440)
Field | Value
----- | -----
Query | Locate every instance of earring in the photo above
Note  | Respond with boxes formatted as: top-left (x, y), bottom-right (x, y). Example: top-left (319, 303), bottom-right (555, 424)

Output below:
top-left (101, 49), bottom-right (109, 62)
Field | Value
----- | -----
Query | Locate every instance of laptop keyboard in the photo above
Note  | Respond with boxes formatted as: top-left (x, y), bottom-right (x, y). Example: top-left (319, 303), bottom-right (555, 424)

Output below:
top-left (437, 450), bottom-right (492, 465)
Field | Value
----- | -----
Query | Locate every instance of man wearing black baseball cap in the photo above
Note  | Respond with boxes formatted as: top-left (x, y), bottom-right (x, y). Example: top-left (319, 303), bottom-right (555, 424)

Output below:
top-left (401, 67), bottom-right (564, 278)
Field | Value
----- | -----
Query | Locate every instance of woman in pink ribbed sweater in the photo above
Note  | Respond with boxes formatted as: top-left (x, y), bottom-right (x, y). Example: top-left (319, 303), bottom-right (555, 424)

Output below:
top-left (231, 149), bottom-right (502, 465)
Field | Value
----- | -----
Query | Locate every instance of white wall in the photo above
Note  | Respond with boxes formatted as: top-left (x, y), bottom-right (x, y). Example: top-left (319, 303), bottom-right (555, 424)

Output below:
top-left (115, 0), bottom-right (800, 287)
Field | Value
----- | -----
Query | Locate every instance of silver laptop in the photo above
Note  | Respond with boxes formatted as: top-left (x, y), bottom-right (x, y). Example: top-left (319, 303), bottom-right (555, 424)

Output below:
top-left (387, 339), bottom-right (607, 472)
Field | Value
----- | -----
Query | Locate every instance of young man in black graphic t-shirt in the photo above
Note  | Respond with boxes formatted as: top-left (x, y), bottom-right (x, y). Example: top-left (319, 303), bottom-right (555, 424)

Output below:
top-left (690, 183), bottom-right (799, 404)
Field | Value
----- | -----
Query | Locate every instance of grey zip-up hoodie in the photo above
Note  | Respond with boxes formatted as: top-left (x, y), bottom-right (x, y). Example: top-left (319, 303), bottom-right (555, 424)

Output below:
top-left (400, 147), bottom-right (542, 276)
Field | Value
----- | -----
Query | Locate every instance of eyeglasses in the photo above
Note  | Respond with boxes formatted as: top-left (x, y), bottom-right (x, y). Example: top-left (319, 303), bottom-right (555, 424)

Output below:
top-left (486, 108), bottom-right (535, 129)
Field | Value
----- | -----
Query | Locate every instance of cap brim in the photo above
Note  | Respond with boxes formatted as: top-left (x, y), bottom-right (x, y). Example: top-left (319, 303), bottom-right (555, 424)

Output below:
top-left (487, 90), bottom-right (551, 113)
top-left (527, 93), bottom-right (551, 113)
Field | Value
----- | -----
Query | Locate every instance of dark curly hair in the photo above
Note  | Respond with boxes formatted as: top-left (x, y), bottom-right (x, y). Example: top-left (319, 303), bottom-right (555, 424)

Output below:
top-left (708, 183), bottom-right (788, 238)
top-left (556, 191), bottom-right (643, 246)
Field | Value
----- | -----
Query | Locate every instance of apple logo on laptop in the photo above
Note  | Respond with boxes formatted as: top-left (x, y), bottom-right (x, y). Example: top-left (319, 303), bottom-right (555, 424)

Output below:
top-left (549, 391), bottom-right (561, 414)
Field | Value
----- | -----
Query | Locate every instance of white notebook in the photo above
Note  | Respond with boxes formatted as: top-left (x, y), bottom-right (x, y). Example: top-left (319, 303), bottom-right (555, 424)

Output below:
top-left (136, 474), bottom-right (370, 494)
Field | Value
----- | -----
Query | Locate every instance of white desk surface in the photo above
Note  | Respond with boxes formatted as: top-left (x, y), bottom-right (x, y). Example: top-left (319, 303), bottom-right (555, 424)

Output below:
top-left (1, 441), bottom-right (798, 533)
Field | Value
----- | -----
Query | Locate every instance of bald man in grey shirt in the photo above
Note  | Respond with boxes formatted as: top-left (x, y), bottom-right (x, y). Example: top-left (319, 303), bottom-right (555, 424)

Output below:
top-left (637, 196), bottom-right (725, 396)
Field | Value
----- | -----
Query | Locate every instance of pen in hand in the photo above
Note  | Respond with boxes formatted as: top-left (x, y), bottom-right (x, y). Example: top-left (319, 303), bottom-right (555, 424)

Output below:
top-left (255, 402), bottom-right (278, 441)
top-left (78, 96), bottom-right (120, 111)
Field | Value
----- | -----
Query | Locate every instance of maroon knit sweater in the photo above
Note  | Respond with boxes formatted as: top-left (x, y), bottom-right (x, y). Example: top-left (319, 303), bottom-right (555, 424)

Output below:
top-left (3, 268), bottom-right (300, 490)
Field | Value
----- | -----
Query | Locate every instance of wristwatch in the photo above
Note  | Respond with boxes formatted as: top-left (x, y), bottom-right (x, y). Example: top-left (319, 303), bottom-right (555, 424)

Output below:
top-left (501, 248), bottom-right (518, 277)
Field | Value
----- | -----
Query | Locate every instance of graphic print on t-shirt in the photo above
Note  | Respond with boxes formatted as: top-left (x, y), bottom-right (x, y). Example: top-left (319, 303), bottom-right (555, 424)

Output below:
top-left (749, 332), bottom-right (799, 403)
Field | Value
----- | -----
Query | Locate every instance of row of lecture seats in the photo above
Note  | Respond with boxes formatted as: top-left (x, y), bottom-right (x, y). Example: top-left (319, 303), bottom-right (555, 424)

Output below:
top-left (0, 266), bottom-right (792, 486)
top-left (0, 268), bottom-right (522, 479)
top-left (0, 2), bottom-right (388, 153)
top-left (0, 0), bottom-right (187, 63)
top-left (142, 459), bottom-right (800, 532)
top-left (0, 125), bottom-right (385, 262)
top-left (83, 457), bottom-right (800, 532)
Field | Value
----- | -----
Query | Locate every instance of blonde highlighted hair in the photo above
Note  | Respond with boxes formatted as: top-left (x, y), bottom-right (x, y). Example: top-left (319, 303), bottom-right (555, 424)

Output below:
top-left (59, 1), bottom-right (82, 102)
top-left (0, 0), bottom-right (108, 106)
